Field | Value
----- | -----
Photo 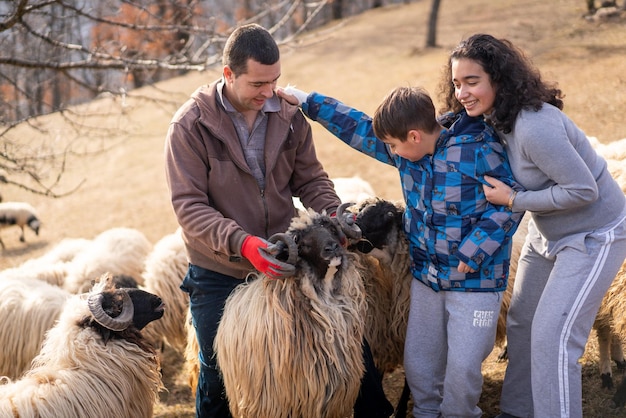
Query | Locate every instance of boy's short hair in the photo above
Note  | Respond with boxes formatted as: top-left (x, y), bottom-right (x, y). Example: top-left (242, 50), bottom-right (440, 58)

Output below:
top-left (372, 86), bottom-right (440, 141)
top-left (222, 23), bottom-right (280, 76)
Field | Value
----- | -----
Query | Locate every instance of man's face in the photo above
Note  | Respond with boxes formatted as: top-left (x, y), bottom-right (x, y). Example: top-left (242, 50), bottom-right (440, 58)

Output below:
top-left (223, 58), bottom-right (281, 113)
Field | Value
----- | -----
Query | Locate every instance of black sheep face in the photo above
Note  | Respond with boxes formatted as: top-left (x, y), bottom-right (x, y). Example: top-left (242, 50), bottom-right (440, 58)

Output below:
top-left (353, 199), bottom-right (403, 253)
top-left (293, 216), bottom-right (346, 280)
top-left (89, 288), bottom-right (165, 331)
top-left (125, 288), bottom-right (165, 330)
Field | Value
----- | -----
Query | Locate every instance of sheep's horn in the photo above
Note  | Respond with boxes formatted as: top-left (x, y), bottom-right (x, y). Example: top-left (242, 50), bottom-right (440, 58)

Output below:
top-left (268, 233), bottom-right (298, 265)
top-left (88, 291), bottom-right (134, 331)
top-left (337, 202), bottom-right (362, 240)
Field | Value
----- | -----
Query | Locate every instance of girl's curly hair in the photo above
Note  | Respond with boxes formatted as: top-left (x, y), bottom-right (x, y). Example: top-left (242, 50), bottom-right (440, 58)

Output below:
top-left (438, 33), bottom-right (564, 134)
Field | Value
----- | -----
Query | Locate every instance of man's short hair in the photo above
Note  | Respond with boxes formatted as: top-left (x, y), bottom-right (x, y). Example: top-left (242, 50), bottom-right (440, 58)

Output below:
top-left (373, 86), bottom-right (439, 141)
top-left (222, 23), bottom-right (280, 76)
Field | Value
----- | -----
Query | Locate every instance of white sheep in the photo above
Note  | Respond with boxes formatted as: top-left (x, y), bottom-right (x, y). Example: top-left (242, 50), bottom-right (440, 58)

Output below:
top-left (0, 277), bottom-right (70, 380)
top-left (0, 237), bottom-right (90, 287)
top-left (62, 227), bottom-right (152, 293)
top-left (0, 202), bottom-right (41, 249)
top-left (0, 274), bottom-right (165, 418)
top-left (0, 228), bottom-right (149, 292)
top-left (0, 259), bottom-right (70, 287)
top-left (0, 273), bottom-right (142, 382)
top-left (213, 207), bottom-right (367, 418)
top-left (140, 228), bottom-right (189, 353)
top-left (293, 176), bottom-right (375, 211)
top-left (333, 176), bottom-right (376, 204)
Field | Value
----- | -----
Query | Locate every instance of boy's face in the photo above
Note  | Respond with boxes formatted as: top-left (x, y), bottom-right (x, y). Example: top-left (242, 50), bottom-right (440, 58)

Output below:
top-left (223, 58), bottom-right (280, 113)
top-left (382, 131), bottom-right (430, 162)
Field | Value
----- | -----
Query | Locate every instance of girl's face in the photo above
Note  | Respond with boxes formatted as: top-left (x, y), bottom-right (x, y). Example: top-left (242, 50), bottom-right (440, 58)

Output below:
top-left (451, 58), bottom-right (496, 117)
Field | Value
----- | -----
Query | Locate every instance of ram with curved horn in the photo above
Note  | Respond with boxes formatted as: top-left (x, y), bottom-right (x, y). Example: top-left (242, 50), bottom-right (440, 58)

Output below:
top-left (0, 274), bottom-right (165, 418)
top-left (213, 208), bottom-right (367, 418)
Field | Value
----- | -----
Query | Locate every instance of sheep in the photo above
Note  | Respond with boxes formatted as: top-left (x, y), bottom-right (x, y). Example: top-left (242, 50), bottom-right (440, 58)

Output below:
top-left (491, 214), bottom-right (530, 361)
top-left (293, 176), bottom-right (375, 211)
top-left (0, 202), bottom-right (41, 249)
top-left (348, 197), bottom-right (411, 376)
top-left (213, 205), bottom-right (367, 418)
top-left (0, 238), bottom-right (91, 287)
top-left (0, 273), bottom-right (140, 381)
top-left (592, 256), bottom-right (626, 401)
top-left (0, 228), bottom-right (150, 292)
top-left (0, 277), bottom-right (71, 380)
top-left (140, 228), bottom-right (189, 353)
top-left (0, 273), bottom-right (165, 418)
top-left (333, 176), bottom-right (377, 204)
top-left (62, 227), bottom-right (152, 293)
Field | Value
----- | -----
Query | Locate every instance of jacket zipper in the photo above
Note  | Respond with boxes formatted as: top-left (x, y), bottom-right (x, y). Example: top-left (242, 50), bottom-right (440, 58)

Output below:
top-left (260, 188), bottom-right (270, 237)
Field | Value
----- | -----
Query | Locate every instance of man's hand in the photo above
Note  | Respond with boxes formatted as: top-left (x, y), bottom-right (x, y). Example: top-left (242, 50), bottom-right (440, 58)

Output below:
top-left (241, 235), bottom-right (296, 279)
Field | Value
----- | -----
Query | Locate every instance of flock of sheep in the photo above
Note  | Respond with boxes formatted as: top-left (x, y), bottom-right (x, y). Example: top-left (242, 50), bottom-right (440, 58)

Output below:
top-left (0, 136), bottom-right (625, 417)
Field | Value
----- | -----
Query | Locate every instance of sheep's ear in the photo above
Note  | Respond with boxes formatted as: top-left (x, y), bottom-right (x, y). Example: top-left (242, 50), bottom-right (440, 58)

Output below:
top-left (354, 240), bottom-right (375, 254)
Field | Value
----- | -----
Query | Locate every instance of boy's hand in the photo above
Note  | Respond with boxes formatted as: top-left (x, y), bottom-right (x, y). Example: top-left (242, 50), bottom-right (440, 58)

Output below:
top-left (276, 85), bottom-right (309, 106)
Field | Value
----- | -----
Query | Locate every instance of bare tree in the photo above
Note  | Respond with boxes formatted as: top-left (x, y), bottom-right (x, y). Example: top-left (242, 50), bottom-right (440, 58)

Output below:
top-left (0, 0), bottom-right (332, 197)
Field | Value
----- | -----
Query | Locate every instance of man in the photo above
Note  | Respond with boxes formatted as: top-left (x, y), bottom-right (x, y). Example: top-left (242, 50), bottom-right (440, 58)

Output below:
top-left (164, 23), bottom-right (392, 417)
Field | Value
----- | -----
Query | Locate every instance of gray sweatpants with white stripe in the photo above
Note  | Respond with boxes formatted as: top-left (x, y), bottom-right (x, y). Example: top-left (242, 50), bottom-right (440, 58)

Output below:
top-left (499, 213), bottom-right (626, 418)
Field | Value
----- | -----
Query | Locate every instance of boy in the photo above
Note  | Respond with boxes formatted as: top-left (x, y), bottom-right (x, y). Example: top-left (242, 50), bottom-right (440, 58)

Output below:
top-left (279, 85), bottom-right (524, 417)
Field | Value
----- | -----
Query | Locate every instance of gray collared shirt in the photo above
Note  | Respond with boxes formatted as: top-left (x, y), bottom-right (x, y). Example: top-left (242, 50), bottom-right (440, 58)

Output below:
top-left (217, 79), bottom-right (281, 191)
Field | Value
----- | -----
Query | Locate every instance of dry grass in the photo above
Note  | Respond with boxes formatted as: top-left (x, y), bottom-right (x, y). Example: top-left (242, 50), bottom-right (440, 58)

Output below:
top-left (2, 0), bottom-right (626, 416)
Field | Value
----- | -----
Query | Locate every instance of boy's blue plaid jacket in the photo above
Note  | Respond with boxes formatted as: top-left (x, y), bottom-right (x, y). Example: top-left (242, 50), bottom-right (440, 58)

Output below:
top-left (303, 92), bottom-right (524, 292)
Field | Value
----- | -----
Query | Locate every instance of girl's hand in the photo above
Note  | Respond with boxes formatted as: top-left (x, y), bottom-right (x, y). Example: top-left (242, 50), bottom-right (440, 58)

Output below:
top-left (483, 175), bottom-right (513, 206)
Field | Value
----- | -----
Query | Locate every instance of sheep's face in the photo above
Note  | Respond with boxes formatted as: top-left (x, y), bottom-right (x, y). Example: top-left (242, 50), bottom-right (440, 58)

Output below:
top-left (292, 216), bottom-right (346, 280)
top-left (352, 198), bottom-right (403, 253)
top-left (126, 288), bottom-right (166, 330)
top-left (27, 215), bottom-right (40, 235)
top-left (82, 288), bottom-right (164, 332)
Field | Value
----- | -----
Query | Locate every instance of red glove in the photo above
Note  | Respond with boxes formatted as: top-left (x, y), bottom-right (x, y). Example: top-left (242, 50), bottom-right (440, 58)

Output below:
top-left (241, 236), bottom-right (296, 279)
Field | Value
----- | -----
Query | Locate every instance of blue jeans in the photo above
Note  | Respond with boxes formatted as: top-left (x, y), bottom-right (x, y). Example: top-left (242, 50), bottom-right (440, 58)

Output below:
top-left (182, 263), bottom-right (393, 418)
top-left (181, 265), bottom-right (238, 418)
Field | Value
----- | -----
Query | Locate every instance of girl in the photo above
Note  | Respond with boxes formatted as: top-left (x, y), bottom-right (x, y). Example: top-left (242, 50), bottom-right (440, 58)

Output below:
top-left (440, 33), bottom-right (626, 418)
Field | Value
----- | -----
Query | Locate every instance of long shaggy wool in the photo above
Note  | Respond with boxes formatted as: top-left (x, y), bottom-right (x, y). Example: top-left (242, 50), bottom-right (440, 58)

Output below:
top-left (592, 238), bottom-right (626, 369)
top-left (0, 277), bottom-right (70, 380)
top-left (494, 214), bottom-right (529, 350)
top-left (0, 284), bottom-right (163, 418)
top-left (357, 224), bottom-right (412, 375)
top-left (63, 227), bottom-right (152, 293)
top-left (214, 258), bottom-right (366, 418)
top-left (183, 309), bottom-right (200, 394)
top-left (140, 229), bottom-right (189, 352)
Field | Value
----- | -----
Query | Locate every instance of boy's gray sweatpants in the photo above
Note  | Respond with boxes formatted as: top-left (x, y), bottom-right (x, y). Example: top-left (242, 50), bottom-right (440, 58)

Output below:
top-left (404, 279), bottom-right (502, 418)
top-left (499, 213), bottom-right (626, 418)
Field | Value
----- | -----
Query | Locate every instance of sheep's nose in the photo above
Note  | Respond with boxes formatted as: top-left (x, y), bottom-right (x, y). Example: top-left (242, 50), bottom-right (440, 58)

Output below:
top-left (324, 241), bottom-right (341, 256)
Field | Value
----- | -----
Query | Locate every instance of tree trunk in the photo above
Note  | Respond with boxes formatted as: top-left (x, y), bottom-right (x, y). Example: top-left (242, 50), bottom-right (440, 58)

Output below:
top-left (426, 0), bottom-right (441, 47)
top-left (332, 0), bottom-right (343, 20)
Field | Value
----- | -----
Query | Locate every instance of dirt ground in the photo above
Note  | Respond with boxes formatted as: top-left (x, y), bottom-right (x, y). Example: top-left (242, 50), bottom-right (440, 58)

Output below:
top-left (2, 0), bottom-right (626, 416)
